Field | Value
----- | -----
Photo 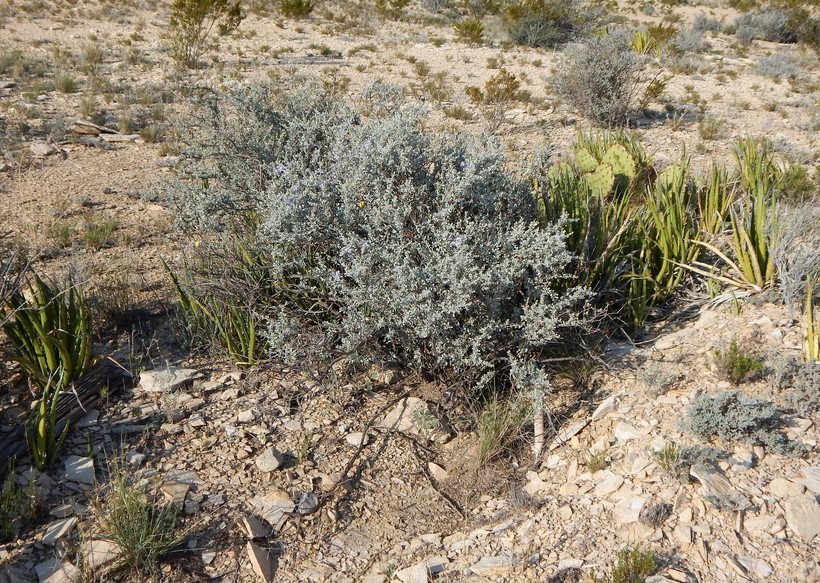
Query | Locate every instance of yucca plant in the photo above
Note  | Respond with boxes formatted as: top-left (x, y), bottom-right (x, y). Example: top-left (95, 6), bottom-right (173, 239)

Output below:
top-left (641, 163), bottom-right (701, 302)
top-left (698, 163), bottom-right (736, 236)
top-left (3, 273), bottom-right (93, 391)
top-left (686, 139), bottom-right (779, 292)
top-left (25, 372), bottom-right (70, 470)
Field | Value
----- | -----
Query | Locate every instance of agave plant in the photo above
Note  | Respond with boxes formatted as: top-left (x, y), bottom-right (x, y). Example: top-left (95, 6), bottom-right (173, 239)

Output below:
top-left (3, 273), bottom-right (93, 391)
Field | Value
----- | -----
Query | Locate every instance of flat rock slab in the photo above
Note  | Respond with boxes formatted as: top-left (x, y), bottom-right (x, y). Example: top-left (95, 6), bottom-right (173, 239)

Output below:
top-left (783, 495), bottom-right (820, 540)
top-left (138, 366), bottom-right (198, 392)
top-left (395, 563), bottom-right (427, 583)
top-left (247, 541), bottom-right (274, 582)
top-left (795, 466), bottom-right (820, 494)
top-left (41, 517), bottom-right (77, 544)
top-left (64, 456), bottom-right (95, 485)
top-left (380, 397), bottom-right (453, 443)
top-left (84, 539), bottom-right (121, 569)
top-left (241, 515), bottom-right (270, 539)
top-left (470, 555), bottom-right (516, 576)
top-left (255, 447), bottom-right (284, 472)
top-left (548, 418), bottom-right (590, 451)
top-left (249, 490), bottom-right (295, 531)
top-left (34, 560), bottom-right (79, 583)
top-left (690, 463), bottom-right (751, 510)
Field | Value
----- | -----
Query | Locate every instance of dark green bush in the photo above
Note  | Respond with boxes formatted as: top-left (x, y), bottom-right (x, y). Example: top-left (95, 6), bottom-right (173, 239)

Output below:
top-left (504, 0), bottom-right (597, 48)
top-left (169, 0), bottom-right (243, 68)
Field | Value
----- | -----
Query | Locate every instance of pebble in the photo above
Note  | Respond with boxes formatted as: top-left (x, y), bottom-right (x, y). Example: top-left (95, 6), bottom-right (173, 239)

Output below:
top-left (255, 447), bottom-right (284, 472)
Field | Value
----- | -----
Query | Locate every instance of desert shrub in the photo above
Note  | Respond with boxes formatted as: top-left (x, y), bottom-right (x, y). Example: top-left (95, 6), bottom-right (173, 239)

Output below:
top-left (375, 0), bottom-right (411, 18)
top-left (755, 51), bottom-right (802, 79)
top-left (735, 9), bottom-right (796, 44)
top-left (552, 30), bottom-right (651, 127)
top-left (280, 0), bottom-right (313, 18)
top-left (784, 362), bottom-right (819, 416)
top-left (668, 27), bottom-right (708, 53)
top-left (692, 12), bottom-right (721, 35)
top-left (602, 546), bottom-right (657, 583)
top-left (454, 17), bottom-right (484, 44)
top-left (687, 390), bottom-right (796, 453)
top-left (504, 0), bottom-right (597, 49)
top-left (173, 84), bottom-right (587, 401)
top-left (168, 0), bottom-right (243, 68)
top-left (465, 68), bottom-right (529, 131)
top-left (771, 202), bottom-right (820, 308)
top-left (712, 338), bottom-right (763, 383)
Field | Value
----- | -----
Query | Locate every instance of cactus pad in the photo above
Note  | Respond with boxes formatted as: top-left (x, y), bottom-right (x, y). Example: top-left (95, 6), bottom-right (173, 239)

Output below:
top-left (601, 144), bottom-right (636, 180)
top-left (583, 163), bottom-right (615, 197)
top-left (574, 148), bottom-right (598, 173)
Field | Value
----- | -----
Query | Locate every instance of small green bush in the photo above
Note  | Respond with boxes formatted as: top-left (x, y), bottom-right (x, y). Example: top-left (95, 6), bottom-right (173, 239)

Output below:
top-left (54, 73), bottom-right (79, 93)
top-left (168, 0), bottom-right (243, 68)
top-left (280, 0), bottom-right (314, 18)
top-left (687, 390), bottom-right (796, 453)
top-left (91, 464), bottom-right (183, 581)
top-left (454, 17), bottom-right (484, 44)
top-left (712, 338), bottom-right (763, 383)
top-left (602, 546), bottom-right (656, 583)
top-left (504, 0), bottom-right (596, 48)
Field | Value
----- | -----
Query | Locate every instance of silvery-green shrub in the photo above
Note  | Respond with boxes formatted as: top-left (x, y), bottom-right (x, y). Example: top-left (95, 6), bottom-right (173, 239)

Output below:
top-left (173, 84), bottom-right (587, 399)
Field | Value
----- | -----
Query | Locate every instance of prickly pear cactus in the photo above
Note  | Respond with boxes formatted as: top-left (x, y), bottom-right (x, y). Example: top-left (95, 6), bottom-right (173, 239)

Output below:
top-left (601, 144), bottom-right (636, 180)
top-left (583, 163), bottom-right (615, 196)
top-left (574, 148), bottom-right (598, 173)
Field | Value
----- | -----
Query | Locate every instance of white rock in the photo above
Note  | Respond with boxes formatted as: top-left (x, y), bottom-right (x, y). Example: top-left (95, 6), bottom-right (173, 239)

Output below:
top-left (595, 471), bottom-right (624, 497)
top-left (346, 432), bottom-right (369, 448)
top-left (30, 142), bottom-right (57, 157)
top-left (614, 496), bottom-right (646, 524)
top-left (470, 555), bottom-right (516, 575)
top-left (41, 517), bottom-right (77, 544)
top-left (395, 563), bottom-right (427, 583)
top-left (768, 478), bottom-right (804, 498)
top-left (380, 397), bottom-right (453, 443)
top-left (250, 490), bottom-right (294, 530)
top-left (64, 456), bottom-right (95, 485)
top-left (125, 451), bottom-right (146, 466)
top-left (241, 515), bottom-right (269, 539)
top-left (84, 539), bottom-right (120, 569)
top-left (784, 495), bottom-right (820, 540)
top-left (673, 524), bottom-right (692, 545)
top-left (737, 556), bottom-right (773, 578)
top-left (428, 462), bottom-right (448, 481)
top-left (138, 366), bottom-right (198, 392)
top-left (795, 466), bottom-right (820, 494)
top-left (161, 481), bottom-right (190, 509)
top-left (255, 447), bottom-right (284, 472)
top-left (247, 541), bottom-right (274, 582)
top-left (35, 560), bottom-right (79, 583)
top-left (592, 396), bottom-right (617, 421)
top-left (613, 422), bottom-right (641, 442)
top-left (238, 410), bottom-right (255, 423)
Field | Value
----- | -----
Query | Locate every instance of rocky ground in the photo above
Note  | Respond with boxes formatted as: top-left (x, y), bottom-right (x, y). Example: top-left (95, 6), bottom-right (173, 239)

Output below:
top-left (0, 0), bottom-right (818, 581)
top-left (1, 301), bottom-right (818, 582)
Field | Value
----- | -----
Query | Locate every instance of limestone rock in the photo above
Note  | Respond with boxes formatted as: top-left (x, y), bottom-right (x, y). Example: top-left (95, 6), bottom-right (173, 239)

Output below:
top-left (395, 563), bottom-right (427, 583)
top-left (255, 447), bottom-right (284, 472)
top-left (380, 397), bottom-right (453, 443)
top-left (64, 456), bottom-right (95, 485)
top-left (34, 560), bottom-right (79, 583)
top-left (247, 541), bottom-right (274, 582)
top-left (784, 495), bottom-right (820, 540)
top-left (768, 477), bottom-right (804, 498)
top-left (84, 539), bottom-right (121, 570)
top-left (249, 490), bottom-right (294, 531)
top-left (41, 517), bottom-right (77, 544)
top-left (690, 463), bottom-right (751, 510)
top-left (138, 366), bottom-right (198, 392)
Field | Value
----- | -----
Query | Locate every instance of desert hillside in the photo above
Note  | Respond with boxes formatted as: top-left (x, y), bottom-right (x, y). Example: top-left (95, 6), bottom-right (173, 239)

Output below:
top-left (0, 0), bottom-right (818, 582)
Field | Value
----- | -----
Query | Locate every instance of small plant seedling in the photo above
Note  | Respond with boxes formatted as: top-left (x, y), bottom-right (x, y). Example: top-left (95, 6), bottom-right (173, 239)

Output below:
top-left (712, 338), bottom-right (763, 383)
